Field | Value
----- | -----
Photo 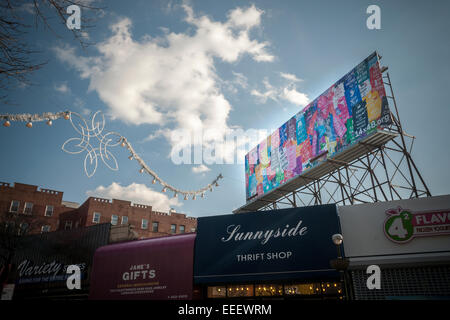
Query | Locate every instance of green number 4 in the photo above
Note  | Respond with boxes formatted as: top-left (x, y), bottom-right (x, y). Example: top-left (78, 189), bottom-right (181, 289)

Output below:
top-left (385, 212), bottom-right (414, 242)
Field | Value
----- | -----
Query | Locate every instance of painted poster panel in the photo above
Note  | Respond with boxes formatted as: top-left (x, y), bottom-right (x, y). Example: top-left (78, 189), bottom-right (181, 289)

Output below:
top-left (245, 52), bottom-right (391, 201)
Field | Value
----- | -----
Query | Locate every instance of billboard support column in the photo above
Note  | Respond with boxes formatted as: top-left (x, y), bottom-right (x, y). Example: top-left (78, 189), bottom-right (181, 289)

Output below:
top-left (366, 153), bottom-right (378, 202)
top-left (384, 72), bottom-right (429, 198)
top-left (379, 146), bottom-right (395, 201)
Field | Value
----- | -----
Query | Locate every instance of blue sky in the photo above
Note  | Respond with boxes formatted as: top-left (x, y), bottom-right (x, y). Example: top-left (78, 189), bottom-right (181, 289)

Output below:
top-left (1, 0), bottom-right (449, 217)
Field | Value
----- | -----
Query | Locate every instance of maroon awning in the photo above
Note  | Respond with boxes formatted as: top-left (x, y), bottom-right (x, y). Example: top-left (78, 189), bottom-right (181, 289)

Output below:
top-left (89, 233), bottom-right (195, 300)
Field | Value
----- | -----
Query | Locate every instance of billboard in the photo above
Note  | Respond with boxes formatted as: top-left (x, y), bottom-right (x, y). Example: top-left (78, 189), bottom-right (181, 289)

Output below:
top-left (194, 205), bottom-right (341, 284)
top-left (245, 52), bottom-right (391, 201)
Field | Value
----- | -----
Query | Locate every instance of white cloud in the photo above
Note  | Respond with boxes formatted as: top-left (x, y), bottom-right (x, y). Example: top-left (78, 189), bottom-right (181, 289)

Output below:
top-left (86, 182), bottom-right (182, 212)
top-left (55, 4), bottom-right (273, 161)
top-left (280, 72), bottom-right (302, 82)
top-left (281, 86), bottom-right (309, 106)
top-left (222, 71), bottom-right (248, 94)
top-left (228, 5), bottom-right (263, 30)
top-left (232, 72), bottom-right (248, 89)
top-left (252, 75), bottom-right (309, 107)
top-left (192, 164), bottom-right (211, 174)
top-left (251, 77), bottom-right (278, 103)
top-left (54, 82), bottom-right (70, 93)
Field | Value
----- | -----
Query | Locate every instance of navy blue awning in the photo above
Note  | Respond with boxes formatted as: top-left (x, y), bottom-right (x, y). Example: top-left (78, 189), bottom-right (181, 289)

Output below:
top-left (194, 204), bottom-right (342, 284)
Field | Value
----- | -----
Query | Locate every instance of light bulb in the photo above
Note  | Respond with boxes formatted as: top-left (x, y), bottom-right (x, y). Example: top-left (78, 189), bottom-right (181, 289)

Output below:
top-left (152, 178), bottom-right (156, 184)
top-left (128, 155), bottom-right (133, 160)
top-left (162, 187), bottom-right (167, 193)
top-left (64, 113), bottom-right (70, 120)
top-left (140, 168), bottom-right (145, 173)
top-left (26, 121), bottom-right (32, 128)
top-left (3, 120), bottom-right (10, 127)
top-left (46, 120), bottom-right (52, 126)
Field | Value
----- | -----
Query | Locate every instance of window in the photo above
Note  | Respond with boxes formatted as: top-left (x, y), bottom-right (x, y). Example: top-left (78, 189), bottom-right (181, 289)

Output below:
top-left (111, 215), bottom-right (118, 226)
top-left (10, 200), bottom-right (19, 213)
top-left (284, 283), bottom-right (322, 296)
top-left (19, 223), bottom-right (29, 235)
top-left (65, 221), bottom-right (73, 230)
top-left (170, 224), bottom-right (176, 234)
top-left (45, 205), bottom-right (54, 217)
top-left (152, 221), bottom-right (159, 232)
top-left (207, 286), bottom-right (226, 299)
top-left (23, 202), bottom-right (33, 215)
top-left (92, 212), bottom-right (101, 223)
top-left (227, 285), bottom-right (254, 298)
top-left (41, 225), bottom-right (51, 233)
top-left (179, 225), bottom-right (185, 233)
top-left (255, 284), bottom-right (283, 297)
top-left (141, 219), bottom-right (148, 229)
top-left (121, 216), bottom-right (128, 225)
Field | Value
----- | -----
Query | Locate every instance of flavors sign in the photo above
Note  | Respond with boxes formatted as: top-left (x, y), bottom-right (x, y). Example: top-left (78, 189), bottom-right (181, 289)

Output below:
top-left (384, 206), bottom-right (450, 243)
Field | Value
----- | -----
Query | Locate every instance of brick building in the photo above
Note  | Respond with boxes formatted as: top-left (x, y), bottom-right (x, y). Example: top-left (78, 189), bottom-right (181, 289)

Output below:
top-left (59, 196), bottom-right (197, 239)
top-left (0, 182), bottom-right (76, 234)
top-left (0, 182), bottom-right (197, 239)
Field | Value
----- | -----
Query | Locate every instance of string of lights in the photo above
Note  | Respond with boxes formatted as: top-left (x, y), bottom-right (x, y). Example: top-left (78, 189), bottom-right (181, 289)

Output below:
top-left (1, 111), bottom-right (70, 127)
top-left (1, 110), bottom-right (223, 200)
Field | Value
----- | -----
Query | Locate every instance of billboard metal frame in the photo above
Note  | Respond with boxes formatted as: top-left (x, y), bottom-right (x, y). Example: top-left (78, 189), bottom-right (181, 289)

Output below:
top-left (234, 60), bottom-right (431, 213)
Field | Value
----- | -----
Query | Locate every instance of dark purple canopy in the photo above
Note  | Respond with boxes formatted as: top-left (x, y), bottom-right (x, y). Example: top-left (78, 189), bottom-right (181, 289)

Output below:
top-left (89, 233), bottom-right (195, 300)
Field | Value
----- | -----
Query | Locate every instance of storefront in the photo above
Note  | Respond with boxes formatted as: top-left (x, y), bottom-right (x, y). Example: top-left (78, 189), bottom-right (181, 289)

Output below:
top-left (338, 195), bottom-right (450, 300)
top-left (194, 204), bottom-right (344, 299)
top-left (89, 233), bottom-right (197, 300)
top-left (6, 223), bottom-right (111, 300)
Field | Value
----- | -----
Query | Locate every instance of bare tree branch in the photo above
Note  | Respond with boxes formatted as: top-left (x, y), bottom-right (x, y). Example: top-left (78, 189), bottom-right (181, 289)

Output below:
top-left (0, 0), bottom-right (105, 104)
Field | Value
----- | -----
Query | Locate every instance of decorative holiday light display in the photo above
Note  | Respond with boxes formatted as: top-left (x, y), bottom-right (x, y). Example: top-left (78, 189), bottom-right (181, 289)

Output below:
top-left (0, 110), bottom-right (223, 200)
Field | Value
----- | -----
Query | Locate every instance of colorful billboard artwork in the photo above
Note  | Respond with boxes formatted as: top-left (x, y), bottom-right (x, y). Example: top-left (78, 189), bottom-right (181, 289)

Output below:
top-left (246, 52), bottom-right (392, 201)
